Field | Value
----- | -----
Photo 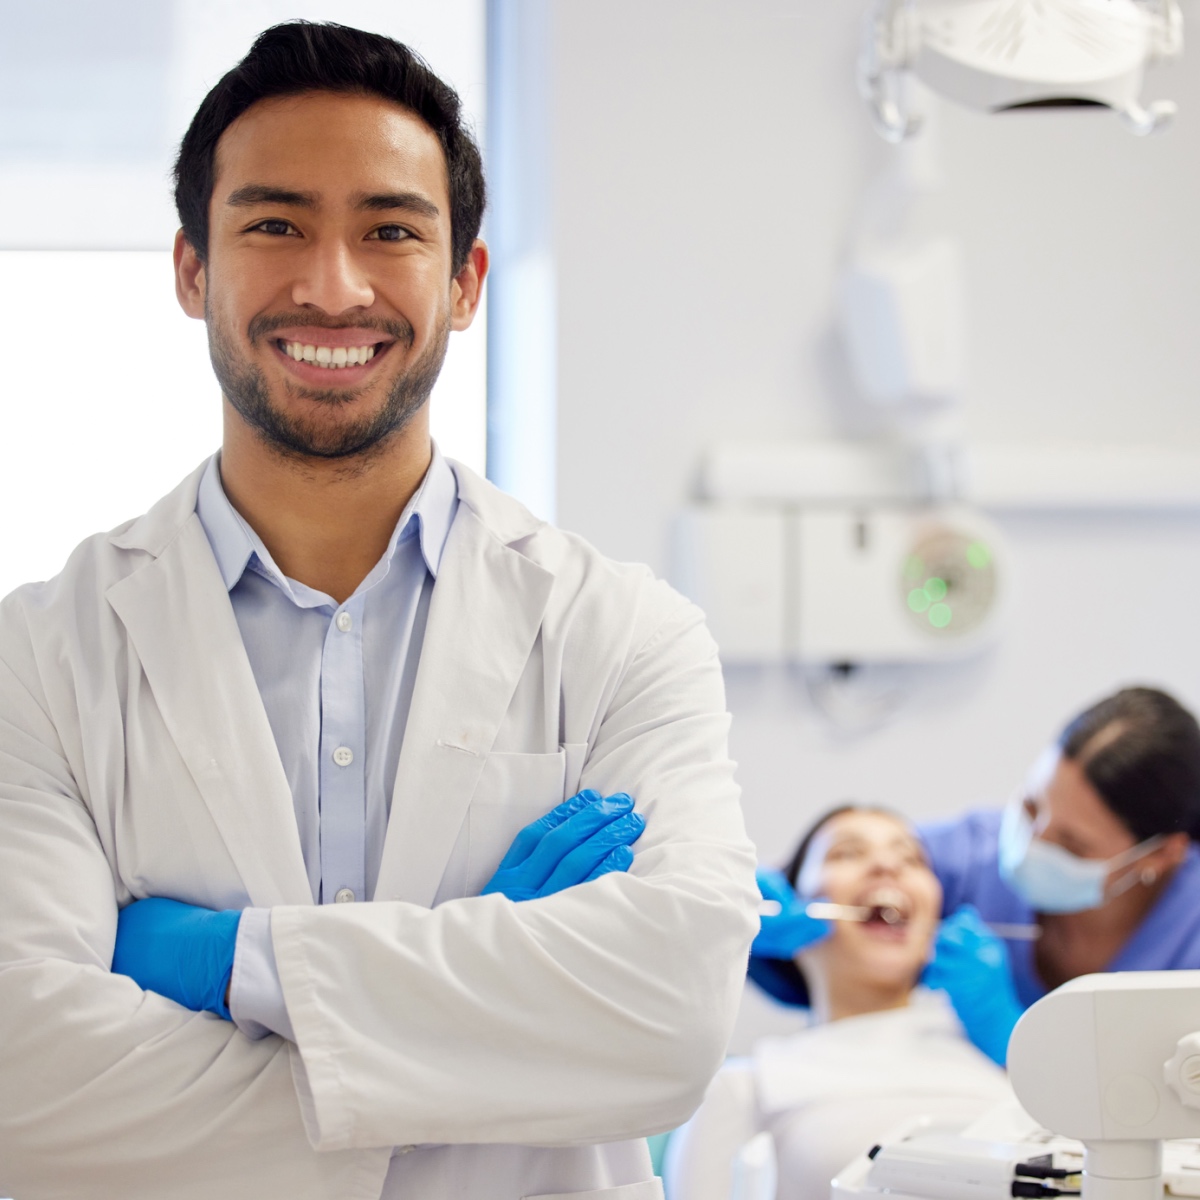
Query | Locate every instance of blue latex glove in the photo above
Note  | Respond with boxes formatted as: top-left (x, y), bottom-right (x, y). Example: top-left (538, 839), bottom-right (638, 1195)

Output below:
top-left (482, 788), bottom-right (644, 901)
top-left (112, 897), bottom-right (241, 1020)
top-left (922, 904), bottom-right (1025, 1067)
top-left (752, 867), bottom-right (831, 959)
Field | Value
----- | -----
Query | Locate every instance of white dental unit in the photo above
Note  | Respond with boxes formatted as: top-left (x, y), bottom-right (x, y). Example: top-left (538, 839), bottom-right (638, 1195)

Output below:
top-left (833, 971), bottom-right (1200, 1200)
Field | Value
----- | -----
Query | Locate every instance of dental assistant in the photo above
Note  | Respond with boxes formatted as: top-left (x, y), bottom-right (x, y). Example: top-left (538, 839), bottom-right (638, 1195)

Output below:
top-left (749, 686), bottom-right (1200, 1065)
top-left (0, 22), bottom-right (758, 1200)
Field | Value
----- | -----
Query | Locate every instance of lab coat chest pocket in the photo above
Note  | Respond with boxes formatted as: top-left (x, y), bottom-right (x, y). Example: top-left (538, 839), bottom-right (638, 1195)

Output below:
top-left (461, 746), bottom-right (584, 898)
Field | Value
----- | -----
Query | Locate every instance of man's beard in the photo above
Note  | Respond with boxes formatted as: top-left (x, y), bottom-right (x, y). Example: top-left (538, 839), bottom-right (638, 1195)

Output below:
top-left (207, 306), bottom-right (450, 461)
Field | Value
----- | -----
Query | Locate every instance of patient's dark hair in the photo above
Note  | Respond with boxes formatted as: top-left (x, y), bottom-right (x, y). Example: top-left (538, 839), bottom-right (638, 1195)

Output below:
top-left (1058, 686), bottom-right (1200, 842)
top-left (174, 21), bottom-right (485, 272)
top-left (782, 803), bottom-right (888, 890)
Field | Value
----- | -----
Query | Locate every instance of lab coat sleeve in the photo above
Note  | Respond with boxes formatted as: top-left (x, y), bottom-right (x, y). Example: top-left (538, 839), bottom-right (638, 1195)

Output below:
top-left (270, 591), bottom-right (761, 1152)
top-left (0, 601), bottom-right (387, 1200)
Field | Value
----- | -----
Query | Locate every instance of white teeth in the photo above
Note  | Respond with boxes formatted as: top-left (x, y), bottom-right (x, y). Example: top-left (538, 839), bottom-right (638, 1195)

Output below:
top-left (281, 341), bottom-right (378, 368)
top-left (862, 887), bottom-right (911, 922)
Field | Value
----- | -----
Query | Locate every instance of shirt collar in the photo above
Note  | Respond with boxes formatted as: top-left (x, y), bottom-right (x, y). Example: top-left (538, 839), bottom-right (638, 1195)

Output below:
top-left (195, 444), bottom-right (458, 599)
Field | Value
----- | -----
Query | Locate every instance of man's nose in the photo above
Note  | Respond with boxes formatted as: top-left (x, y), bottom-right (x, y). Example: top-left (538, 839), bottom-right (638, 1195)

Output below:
top-left (291, 240), bottom-right (375, 314)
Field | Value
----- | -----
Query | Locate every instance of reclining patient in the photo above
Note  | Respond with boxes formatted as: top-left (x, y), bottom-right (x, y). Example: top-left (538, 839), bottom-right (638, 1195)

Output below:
top-left (665, 805), bottom-right (1013, 1200)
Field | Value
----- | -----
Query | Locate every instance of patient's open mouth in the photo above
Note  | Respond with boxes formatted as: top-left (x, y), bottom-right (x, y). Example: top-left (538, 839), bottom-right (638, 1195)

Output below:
top-left (859, 887), bottom-right (911, 927)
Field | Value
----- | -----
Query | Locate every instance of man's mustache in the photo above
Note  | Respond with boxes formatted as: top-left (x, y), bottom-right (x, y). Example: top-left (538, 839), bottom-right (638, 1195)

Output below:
top-left (247, 312), bottom-right (415, 347)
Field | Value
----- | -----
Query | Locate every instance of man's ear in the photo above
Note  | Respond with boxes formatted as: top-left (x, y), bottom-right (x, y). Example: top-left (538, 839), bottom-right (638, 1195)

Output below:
top-left (450, 239), bottom-right (489, 332)
top-left (174, 228), bottom-right (206, 319)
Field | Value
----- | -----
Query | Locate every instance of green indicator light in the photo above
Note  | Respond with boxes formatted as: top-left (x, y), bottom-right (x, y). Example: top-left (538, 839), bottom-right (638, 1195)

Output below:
top-left (924, 577), bottom-right (948, 602)
top-left (908, 588), bottom-right (931, 613)
top-left (928, 602), bottom-right (952, 629)
top-left (967, 542), bottom-right (991, 570)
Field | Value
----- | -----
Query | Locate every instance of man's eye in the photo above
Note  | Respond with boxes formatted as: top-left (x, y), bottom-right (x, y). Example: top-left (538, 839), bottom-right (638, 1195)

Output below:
top-left (254, 219), bottom-right (295, 236)
top-left (370, 225), bottom-right (410, 242)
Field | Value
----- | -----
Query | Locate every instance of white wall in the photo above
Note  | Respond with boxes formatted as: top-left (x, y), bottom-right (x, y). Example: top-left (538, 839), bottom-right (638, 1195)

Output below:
top-left (541, 1), bottom-right (1200, 1047)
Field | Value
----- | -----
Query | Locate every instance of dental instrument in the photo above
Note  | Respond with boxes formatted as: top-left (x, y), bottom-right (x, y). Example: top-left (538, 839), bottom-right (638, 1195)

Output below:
top-left (760, 899), bottom-right (1042, 942)
top-left (805, 901), bottom-right (905, 925)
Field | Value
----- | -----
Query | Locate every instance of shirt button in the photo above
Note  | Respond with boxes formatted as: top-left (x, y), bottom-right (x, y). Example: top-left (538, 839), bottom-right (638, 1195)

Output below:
top-left (334, 888), bottom-right (355, 904)
top-left (332, 745), bottom-right (354, 767)
top-left (336, 611), bottom-right (352, 632)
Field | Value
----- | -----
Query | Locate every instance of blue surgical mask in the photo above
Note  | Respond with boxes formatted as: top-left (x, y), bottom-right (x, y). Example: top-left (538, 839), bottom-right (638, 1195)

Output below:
top-left (998, 799), bottom-right (1164, 914)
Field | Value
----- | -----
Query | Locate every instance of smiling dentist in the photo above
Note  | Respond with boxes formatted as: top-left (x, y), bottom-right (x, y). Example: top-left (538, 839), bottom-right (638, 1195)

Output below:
top-left (0, 22), bottom-right (758, 1200)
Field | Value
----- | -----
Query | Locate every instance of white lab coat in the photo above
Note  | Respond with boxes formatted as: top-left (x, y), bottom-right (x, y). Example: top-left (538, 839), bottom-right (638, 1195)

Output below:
top-left (0, 459), bottom-right (758, 1200)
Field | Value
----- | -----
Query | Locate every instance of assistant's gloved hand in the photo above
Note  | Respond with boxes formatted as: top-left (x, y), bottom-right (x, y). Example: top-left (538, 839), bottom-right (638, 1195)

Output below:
top-left (922, 904), bottom-right (1025, 1067)
top-left (482, 788), bottom-right (644, 901)
top-left (752, 868), bottom-right (831, 959)
top-left (112, 896), bottom-right (241, 1020)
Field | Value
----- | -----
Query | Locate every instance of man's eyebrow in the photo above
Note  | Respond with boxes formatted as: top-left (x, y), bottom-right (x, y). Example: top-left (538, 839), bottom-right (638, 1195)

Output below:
top-left (352, 191), bottom-right (440, 218)
top-left (226, 184), bottom-right (318, 209)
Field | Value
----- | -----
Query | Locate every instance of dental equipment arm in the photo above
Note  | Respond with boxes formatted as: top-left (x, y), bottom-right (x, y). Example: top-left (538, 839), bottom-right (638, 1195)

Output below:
top-left (1007, 970), bottom-right (1200, 1200)
top-left (860, 0), bottom-right (1183, 143)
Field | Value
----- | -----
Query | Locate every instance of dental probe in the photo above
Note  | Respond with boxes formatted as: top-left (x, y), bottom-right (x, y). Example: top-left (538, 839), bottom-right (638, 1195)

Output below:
top-left (987, 923), bottom-right (1042, 941)
top-left (804, 901), bottom-right (904, 924)
top-left (757, 899), bottom-right (1043, 940)
top-left (755, 900), bottom-right (905, 922)
top-left (807, 906), bottom-right (1042, 940)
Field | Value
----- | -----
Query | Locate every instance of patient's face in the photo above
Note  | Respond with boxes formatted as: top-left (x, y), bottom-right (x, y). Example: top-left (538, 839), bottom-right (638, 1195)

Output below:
top-left (797, 810), bottom-right (942, 997)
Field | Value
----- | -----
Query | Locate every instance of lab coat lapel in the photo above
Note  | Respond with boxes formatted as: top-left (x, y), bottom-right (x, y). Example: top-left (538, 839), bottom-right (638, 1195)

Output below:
top-left (106, 515), bottom-right (313, 908)
top-left (374, 502), bottom-right (554, 906)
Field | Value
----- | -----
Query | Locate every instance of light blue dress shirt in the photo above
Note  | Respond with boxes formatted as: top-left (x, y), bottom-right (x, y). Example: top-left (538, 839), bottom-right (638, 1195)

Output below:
top-left (193, 446), bottom-right (458, 1041)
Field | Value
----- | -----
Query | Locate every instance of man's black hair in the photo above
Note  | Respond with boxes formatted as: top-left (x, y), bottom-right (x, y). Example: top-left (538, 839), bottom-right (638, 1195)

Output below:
top-left (174, 21), bottom-right (485, 273)
top-left (1059, 685), bottom-right (1200, 842)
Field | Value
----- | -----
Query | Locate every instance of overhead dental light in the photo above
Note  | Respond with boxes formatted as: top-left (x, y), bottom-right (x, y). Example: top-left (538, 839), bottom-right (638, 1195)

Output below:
top-left (860, 0), bottom-right (1184, 142)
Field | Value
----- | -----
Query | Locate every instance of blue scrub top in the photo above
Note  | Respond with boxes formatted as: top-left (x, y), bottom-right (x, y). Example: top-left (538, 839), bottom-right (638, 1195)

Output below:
top-left (921, 808), bottom-right (1200, 1008)
top-left (749, 809), bottom-right (1200, 1010)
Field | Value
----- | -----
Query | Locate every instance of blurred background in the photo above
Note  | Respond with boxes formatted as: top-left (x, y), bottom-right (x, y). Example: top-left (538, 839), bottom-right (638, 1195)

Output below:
top-left (4, 0), bottom-right (1200, 1044)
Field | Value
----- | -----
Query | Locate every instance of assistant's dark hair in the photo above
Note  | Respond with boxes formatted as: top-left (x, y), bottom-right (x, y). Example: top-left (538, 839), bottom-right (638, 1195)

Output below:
top-left (1058, 686), bottom-right (1200, 842)
top-left (174, 21), bottom-right (485, 273)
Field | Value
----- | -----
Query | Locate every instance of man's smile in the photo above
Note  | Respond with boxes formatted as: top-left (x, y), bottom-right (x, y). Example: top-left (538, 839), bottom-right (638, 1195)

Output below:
top-left (280, 340), bottom-right (377, 366)
top-left (266, 324), bottom-right (399, 384)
